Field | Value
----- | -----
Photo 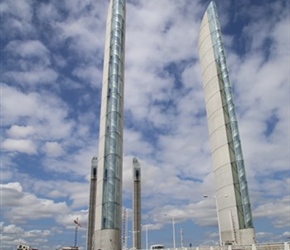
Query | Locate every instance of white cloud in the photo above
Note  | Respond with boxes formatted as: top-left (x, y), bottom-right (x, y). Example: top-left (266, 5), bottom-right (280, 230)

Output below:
top-left (24, 229), bottom-right (51, 238)
top-left (6, 125), bottom-right (35, 138)
top-left (255, 231), bottom-right (274, 239)
top-left (72, 65), bottom-right (102, 87)
top-left (2, 0), bottom-right (32, 21)
top-left (2, 139), bottom-right (37, 154)
top-left (5, 40), bottom-right (50, 60)
top-left (1, 84), bottom-right (74, 139)
top-left (228, 20), bottom-right (290, 179)
top-left (3, 40), bottom-right (58, 86)
top-left (43, 141), bottom-right (64, 157)
top-left (54, 3), bottom-right (106, 64)
top-left (0, 182), bottom-right (70, 223)
top-left (4, 69), bottom-right (58, 86)
top-left (253, 196), bottom-right (290, 228)
top-left (37, 1), bottom-right (61, 24)
top-left (22, 178), bottom-right (91, 209)
top-left (0, 223), bottom-right (52, 250)
top-left (0, 182), bottom-right (23, 193)
top-left (41, 142), bottom-right (98, 177)
top-left (123, 129), bottom-right (153, 156)
top-left (55, 211), bottom-right (88, 229)
top-left (0, 0), bottom-right (35, 39)
top-left (2, 224), bottom-right (24, 234)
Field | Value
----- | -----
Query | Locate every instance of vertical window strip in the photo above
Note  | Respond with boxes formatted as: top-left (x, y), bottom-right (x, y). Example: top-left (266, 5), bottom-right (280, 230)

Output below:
top-left (207, 1), bottom-right (253, 229)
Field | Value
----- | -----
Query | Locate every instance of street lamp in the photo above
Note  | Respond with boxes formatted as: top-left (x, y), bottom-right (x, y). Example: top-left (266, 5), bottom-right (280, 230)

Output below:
top-left (164, 213), bottom-right (176, 249)
top-left (203, 194), bottom-right (228, 246)
top-left (129, 230), bottom-right (139, 250)
top-left (141, 224), bottom-right (149, 250)
top-left (145, 225), bottom-right (148, 250)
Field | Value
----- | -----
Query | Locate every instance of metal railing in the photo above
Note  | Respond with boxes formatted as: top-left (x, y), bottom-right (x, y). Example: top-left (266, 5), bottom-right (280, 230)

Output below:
top-left (133, 242), bottom-right (290, 250)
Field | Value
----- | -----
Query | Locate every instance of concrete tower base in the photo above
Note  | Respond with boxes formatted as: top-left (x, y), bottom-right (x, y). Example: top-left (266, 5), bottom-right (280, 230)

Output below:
top-left (94, 229), bottom-right (122, 250)
top-left (221, 228), bottom-right (255, 245)
top-left (238, 228), bottom-right (256, 245)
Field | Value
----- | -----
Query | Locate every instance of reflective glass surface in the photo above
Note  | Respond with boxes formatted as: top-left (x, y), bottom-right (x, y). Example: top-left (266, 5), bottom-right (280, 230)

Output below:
top-left (102, 0), bottom-right (126, 230)
top-left (207, 1), bottom-right (253, 229)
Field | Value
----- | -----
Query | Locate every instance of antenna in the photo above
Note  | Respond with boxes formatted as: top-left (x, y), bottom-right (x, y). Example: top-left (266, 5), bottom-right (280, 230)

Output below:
top-left (73, 217), bottom-right (81, 247)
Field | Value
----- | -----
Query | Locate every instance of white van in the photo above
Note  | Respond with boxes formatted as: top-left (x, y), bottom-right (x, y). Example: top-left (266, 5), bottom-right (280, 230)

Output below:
top-left (150, 245), bottom-right (164, 249)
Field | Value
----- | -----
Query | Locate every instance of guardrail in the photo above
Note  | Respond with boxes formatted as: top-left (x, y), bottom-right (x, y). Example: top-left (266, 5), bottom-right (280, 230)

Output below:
top-left (134, 242), bottom-right (290, 250)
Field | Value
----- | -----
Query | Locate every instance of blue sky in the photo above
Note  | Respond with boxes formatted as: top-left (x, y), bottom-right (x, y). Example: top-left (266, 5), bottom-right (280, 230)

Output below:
top-left (1, 0), bottom-right (289, 249)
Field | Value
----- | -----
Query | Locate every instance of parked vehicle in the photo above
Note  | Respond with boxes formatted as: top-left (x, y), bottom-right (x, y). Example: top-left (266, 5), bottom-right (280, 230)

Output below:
top-left (150, 244), bottom-right (164, 249)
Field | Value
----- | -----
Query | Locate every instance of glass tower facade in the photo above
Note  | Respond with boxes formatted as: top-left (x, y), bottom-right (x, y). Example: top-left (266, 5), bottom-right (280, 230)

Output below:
top-left (198, 1), bottom-right (255, 245)
top-left (101, 0), bottom-right (125, 230)
top-left (94, 0), bottom-right (126, 249)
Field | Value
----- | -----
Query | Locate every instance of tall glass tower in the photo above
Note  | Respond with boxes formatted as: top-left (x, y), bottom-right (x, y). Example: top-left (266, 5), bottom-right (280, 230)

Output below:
top-left (198, 1), bottom-right (255, 245)
top-left (94, 0), bottom-right (126, 249)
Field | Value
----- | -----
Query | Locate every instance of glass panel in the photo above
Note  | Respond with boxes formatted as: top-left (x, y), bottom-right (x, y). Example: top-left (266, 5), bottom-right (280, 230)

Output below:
top-left (101, 0), bottom-right (125, 230)
top-left (207, 1), bottom-right (254, 229)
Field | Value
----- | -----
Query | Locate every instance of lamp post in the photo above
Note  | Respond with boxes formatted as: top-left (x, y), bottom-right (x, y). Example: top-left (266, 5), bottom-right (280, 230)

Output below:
top-left (203, 194), bottom-right (228, 246)
top-left (145, 225), bottom-right (148, 250)
top-left (141, 224), bottom-right (149, 250)
top-left (129, 230), bottom-right (139, 250)
top-left (164, 213), bottom-right (176, 249)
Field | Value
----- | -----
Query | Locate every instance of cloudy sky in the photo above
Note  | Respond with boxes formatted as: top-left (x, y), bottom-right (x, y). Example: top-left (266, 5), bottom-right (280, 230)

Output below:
top-left (1, 0), bottom-right (289, 249)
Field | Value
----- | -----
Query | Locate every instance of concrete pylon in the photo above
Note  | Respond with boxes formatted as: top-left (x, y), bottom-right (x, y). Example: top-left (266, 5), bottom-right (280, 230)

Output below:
top-left (132, 158), bottom-right (141, 250)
